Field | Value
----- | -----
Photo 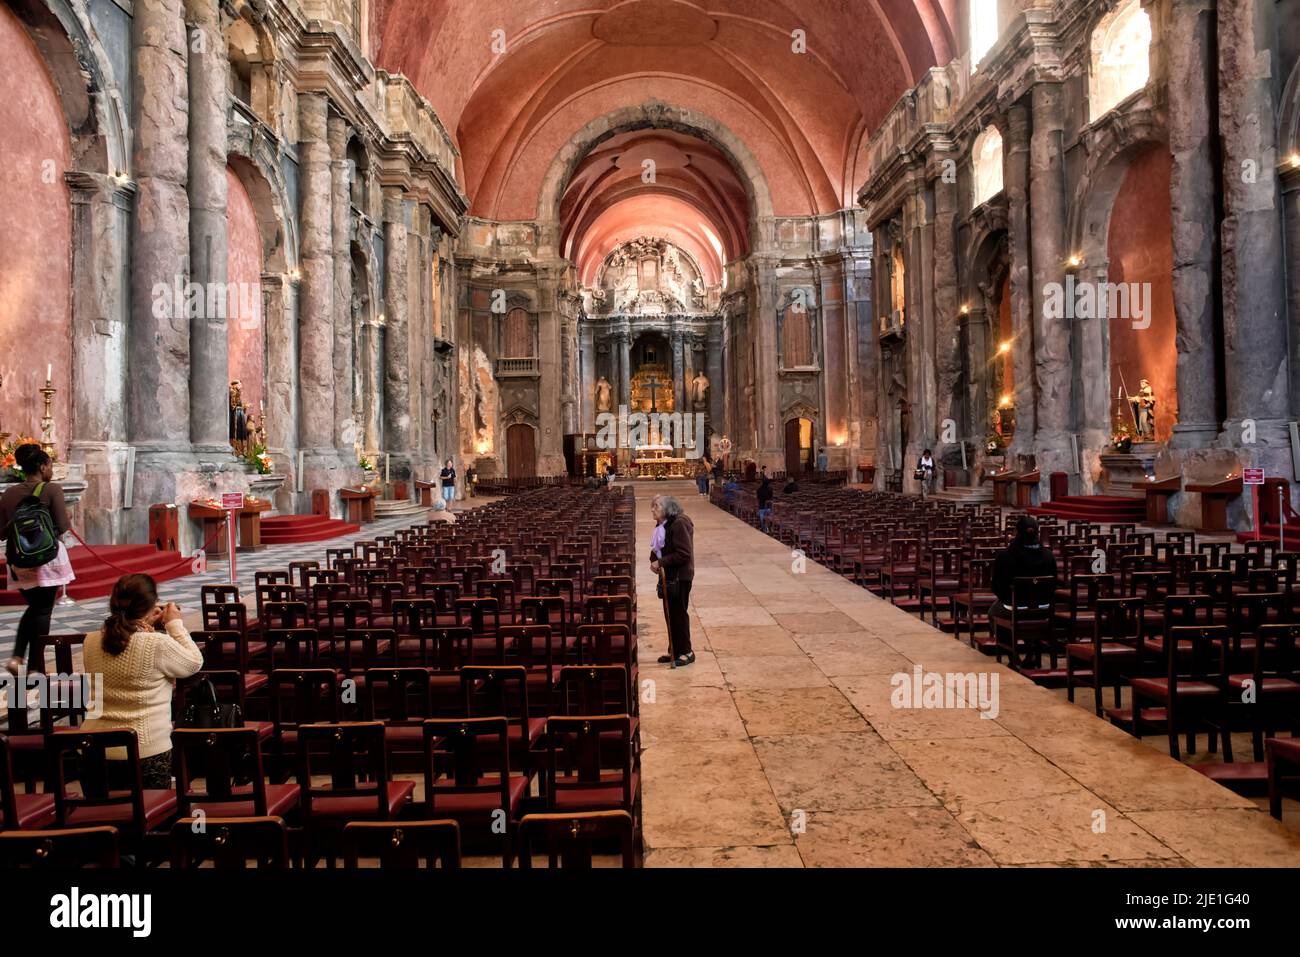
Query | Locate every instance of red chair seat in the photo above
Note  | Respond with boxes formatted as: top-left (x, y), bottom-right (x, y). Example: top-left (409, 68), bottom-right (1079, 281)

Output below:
top-left (308, 781), bottom-right (415, 819)
top-left (507, 718), bottom-right (547, 749)
top-left (1226, 675), bottom-right (1300, 694)
top-left (188, 782), bottom-right (301, 819)
top-left (427, 774), bottom-right (529, 819)
top-left (1269, 738), bottom-right (1300, 762)
top-left (550, 771), bottom-right (639, 813)
top-left (64, 789), bottom-right (178, 831)
top-left (242, 672), bottom-right (269, 696)
top-left (383, 725), bottom-right (427, 747)
top-left (1130, 677), bottom-right (1220, 700)
top-left (1066, 642), bottom-right (1138, 661)
top-left (5, 734), bottom-right (44, 754)
top-left (5, 792), bottom-right (57, 829)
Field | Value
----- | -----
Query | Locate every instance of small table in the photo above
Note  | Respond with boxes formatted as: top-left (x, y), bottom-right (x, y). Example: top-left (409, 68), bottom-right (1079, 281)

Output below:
top-left (1185, 477), bottom-right (1243, 532)
top-left (340, 487), bottom-right (379, 524)
top-left (990, 471), bottom-right (1019, 507)
top-left (415, 480), bottom-right (438, 507)
top-left (1138, 475), bottom-right (1182, 525)
top-left (188, 497), bottom-right (273, 554)
top-left (1015, 470), bottom-right (1041, 508)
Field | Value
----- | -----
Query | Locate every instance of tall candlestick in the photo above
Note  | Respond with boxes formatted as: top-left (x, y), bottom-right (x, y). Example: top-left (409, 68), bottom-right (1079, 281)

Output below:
top-left (39, 381), bottom-right (57, 455)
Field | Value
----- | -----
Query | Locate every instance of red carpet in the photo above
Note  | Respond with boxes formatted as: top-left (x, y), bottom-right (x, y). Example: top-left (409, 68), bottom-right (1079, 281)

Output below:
top-left (0, 544), bottom-right (193, 606)
top-left (260, 514), bottom-right (361, 545)
top-left (1027, 495), bottom-right (1146, 524)
top-left (1236, 524), bottom-right (1300, 547)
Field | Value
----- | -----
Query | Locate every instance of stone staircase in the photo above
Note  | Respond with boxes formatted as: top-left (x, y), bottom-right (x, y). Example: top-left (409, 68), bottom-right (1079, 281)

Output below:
top-left (373, 498), bottom-right (431, 520)
top-left (929, 484), bottom-right (994, 504)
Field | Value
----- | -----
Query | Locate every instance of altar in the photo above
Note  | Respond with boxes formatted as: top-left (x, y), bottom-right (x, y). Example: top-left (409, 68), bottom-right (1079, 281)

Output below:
top-left (633, 444), bottom-right (689, 479)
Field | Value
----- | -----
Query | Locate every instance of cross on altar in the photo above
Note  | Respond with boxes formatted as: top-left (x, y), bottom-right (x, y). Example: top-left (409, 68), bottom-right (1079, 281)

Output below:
top-left (644, 376), bottom-right (664, 412)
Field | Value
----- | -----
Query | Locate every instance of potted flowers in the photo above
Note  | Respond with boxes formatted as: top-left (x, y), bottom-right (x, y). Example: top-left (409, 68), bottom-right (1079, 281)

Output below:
top-left (1112, 423), bottom-right (1134, 454)
top-left (1, 435), bottom-right (46, 482)
top-left (244, 441), bottom-right (273, 475)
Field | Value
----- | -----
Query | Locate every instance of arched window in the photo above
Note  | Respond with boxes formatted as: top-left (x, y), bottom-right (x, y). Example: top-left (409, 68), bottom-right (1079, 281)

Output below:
top-left (503, 307), bottom-right (532, 358)
top-left (971, 125), bottom-right (1004, 209)
top-left (970, 0), bottom-right (999, 73)
top-left (1089, 0), bottom-right (1151, 121)
top-left (782, 303), bottom-right (814, 368)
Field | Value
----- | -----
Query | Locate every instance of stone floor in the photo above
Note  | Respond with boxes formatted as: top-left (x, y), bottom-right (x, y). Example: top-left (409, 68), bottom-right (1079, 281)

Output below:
top-left (634, 481), bottom-right (1300, 868)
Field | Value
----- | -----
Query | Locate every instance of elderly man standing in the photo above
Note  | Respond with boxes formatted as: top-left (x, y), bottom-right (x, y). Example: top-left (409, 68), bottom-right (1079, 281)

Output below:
top-left (649, 495), bottom-right (695, 667)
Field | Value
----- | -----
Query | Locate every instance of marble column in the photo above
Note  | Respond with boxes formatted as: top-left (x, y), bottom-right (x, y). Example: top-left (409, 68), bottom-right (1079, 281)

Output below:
top-left (748, 254), bottom-right (782, 464)
top-left (580, 325), bottom-right (596, 433)
top-left (383, 187), bottom-right (412, 467)
top-left (184, 0), bottom-right (231, 455)
top-left (66, 172), bottom-right (134, 543)
top-left (1166, 0), bottom-right (1222, 447)
top-left (671, 328), bottom-right (686, 414)
top-left (127, 0), bottom-right (190, 452)
top-left (1029, 83), bottom-right (1072, 477)
top-left (536, 265), bottom-right (565, 472)
top-left (616, 327), bottom-right (632, 411)
top-left (329, 115), bottom-right (355, 452)
top-left (261, 274), bottom-right (298, 513)
top-left (964, 301), bottom-right (990, 459)
top-left (297, 94), bottom-right (336, 458)
top-left (1003, 103), bottom-right (1037, 458)
top-left (706, 329), bottom-right (725, 435)
top-left (1217, 0), bottom-right (1290, 449)
top-left (931, 166), bottom-right (961, 462)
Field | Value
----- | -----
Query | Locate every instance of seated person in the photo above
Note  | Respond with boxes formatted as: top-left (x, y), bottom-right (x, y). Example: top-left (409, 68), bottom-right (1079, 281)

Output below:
top-left (723, 479), bottom-right (741, 506)
top-left (782, 478), bottom-right (799, 494)
top-left (756, 475), bottom-right (774, 531)
top-left (990, 516), bottom-right (1057, 623)
top-left (429, 498), bottom-right (457, 523)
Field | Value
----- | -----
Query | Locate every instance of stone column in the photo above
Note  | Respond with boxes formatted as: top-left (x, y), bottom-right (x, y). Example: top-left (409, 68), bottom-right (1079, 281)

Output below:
top-left (706, 328), bottom-right (724, 435)
top-left (184, 0), bottom-right (231, 455)
top-left (580, 324), bottom-right (596, 433)
top-left (1218, 0), bottom-right (1290, 452)
top-left (329, 115), bottom-right (356, 452)
top-left (536, 264), bottom-right (565, 473)
top-left (931, 167), bottom-right (961, 466)
top-left (66, 173), bottom-right (134, 543)
top-left (297, 93), bottom-right (335, 461)
top-left (1003, 102), bottom-right (1036, 458)
top-left (1029, 83), bottom-right (1072, 479)
top-left (383, 187), bottom-right (412, 469)
top-left (964, 300), bottom-right (990, 461)
top-left (127, 0), bottom-right (190, 453)
top-left (1165, 0), bottom-right (1222, 447)
top-left (748, 253), bottom-right (782, 465)
top-left (906, 186), bottom-right (936, 481)
top-left (671, 328), bottom-right (686, 414)
top-left (616, 327), bottom-right (632, 411)
top-left (261, 274), bottom-right (297, 513)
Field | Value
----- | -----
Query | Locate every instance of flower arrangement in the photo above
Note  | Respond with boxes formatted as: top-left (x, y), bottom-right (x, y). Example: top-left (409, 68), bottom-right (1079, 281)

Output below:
top-left (984, 432), bottom-right (1006, 456)
top-left (1112, 423), bottom-right (1134, 453)
top-left (244, 441), bottom-right (273, 475)
top-left (1, 435), bottom-right (46, 482)
top-left (358, 454), bottom-right (374, 472)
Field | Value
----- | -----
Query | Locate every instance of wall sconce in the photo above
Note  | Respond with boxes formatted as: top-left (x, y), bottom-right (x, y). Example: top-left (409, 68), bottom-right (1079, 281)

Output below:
top-left (1290, 153), bottom-right (1300, 170)
top-left (999, 394), bottom-right (1013, 408)
top-left (959, 304), bottom-right (970, 316)
top-left (998, 341), bottom-right (1011, 355)
top-left (1067, 254), bottom-right (1084, 270)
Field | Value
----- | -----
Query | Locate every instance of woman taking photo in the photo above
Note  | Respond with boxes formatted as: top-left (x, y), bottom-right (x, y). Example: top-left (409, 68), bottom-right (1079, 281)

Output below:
top-left (81, 574), bottom-right (203, 788)
top-left (0, 444), bottom-right (74, 675)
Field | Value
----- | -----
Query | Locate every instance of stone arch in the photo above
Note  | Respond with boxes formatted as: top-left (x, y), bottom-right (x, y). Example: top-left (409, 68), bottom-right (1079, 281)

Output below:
top-left (1281, 60), bottom-right (1300, 157)
top-left (1069, 112), bottom-right (1173, 486)
top-left (535, 102), bottom-right (775, 255)
top-left (6, 0), bottom-right (127, 176)
top-left (960, 203), bottom-right (1011, 447)
top-left (1087, 0), bottom-right (1152, 124)
top-left (226, 148), bottom-right (297, 274)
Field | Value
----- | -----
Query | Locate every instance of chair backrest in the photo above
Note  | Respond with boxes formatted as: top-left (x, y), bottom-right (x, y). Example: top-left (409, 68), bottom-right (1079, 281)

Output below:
top-left (270, 668), bottom-right (339, 736)
top-left (461, 665), bottom-right (531, 723)
top-left (1093, 597), bottom-right (1144, 643)
top-left (47, 729), bottom-right (149, 837)
top-left (1254, 623), bottom-right (1300, 683)
top-left (364, 668), bottom-right (434, 725)
top-left (554, 665), bottom-right (631, 716)
top-left (341, 820), bottom-right (462, 868)
top-left (517, 810), bottom-right (635, 869)
top-left (172, 728), bottom-right (268, 817)
top-left (545, 715), bottom-right (633, 812)
top-left (1165, 625), bottom-right (1229, 682)
top-left (584, 595), bottom-right (632, 625)
top-left (297, 722), bottom-right (394, 819)
top-left (455, 596), bottom-right (501, 635)
top-left (193, 629), bottom-right (252, 673)
top-left (0, 827), bottom-right (120, 868)
top-left (170, 816), bottom-right (289, 869)
top-left (1010, 576), bottom-right (1056, 620)
top-left (1163, 594), bottom-right (1214, 635)
top-left (263, 600), bottom-right (311, 630)
top-left (422, 717), bottom-right (513, 814)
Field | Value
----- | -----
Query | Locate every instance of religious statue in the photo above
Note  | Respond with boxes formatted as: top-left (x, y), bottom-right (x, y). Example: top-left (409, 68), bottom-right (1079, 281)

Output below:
top-left (595, 376), bottom-right (614, 413)
top-left (1129, 378), bottom-right (1156, 441)
top-left (690, 371), bottom-right (710, 409)
top-left (691, 277), bottom-right (705, 307)
top-left (229, 380), bottom-right (249, 453)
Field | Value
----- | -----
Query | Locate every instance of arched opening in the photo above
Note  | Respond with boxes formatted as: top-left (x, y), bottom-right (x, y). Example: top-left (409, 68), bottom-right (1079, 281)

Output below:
top-left (506, 423), bottom-right (536, 479)
top-left (226, 165), bottom-right (266, 448)
top-left (969, 0), bottom-right (1000, 72)
top-left (630, 331), bottom-right (675, 414)
top-left (1089, 0), bottom-right (1152, 122)
top-left (1106, 145), bottom-right (1177, 443)
top-left (972, 126), bottom-right (1004, 209)
top-left (0, 3), bottom-right (72, 457)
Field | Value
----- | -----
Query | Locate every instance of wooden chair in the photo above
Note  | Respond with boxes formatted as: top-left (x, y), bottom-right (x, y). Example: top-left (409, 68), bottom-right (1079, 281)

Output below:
top-left (340, 820), bottom-right (461, 868)
top-left (0, 826), bottom-right (119, 868)
top-left (1066, 597), bottom-right (1144, 716)
top-left (517, 810), bottom-right (636, 868)
top-left (170, 816), bottom-right (290, 869)
top-left (1129, 626), bottom-right (1232, 760)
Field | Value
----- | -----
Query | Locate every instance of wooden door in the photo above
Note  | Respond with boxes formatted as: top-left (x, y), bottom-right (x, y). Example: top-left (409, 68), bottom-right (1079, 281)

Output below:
top-left (507, 423), bottom-right (536, 479)
top-left (784, 419), bottom-right (802, 476)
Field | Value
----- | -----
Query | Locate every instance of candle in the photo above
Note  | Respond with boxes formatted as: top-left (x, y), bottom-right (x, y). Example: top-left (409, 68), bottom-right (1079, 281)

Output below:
top-left (46, 364), bottom-right (52, 382)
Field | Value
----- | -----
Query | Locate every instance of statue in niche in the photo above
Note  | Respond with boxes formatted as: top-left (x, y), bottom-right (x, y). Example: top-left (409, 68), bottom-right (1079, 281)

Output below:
top-left (1129, 378), bottom-right (1156, 441)
top-left (595, 376), bottom-right (614, 413)
top-left (691, 278), bottom-right (705, 307)
top-left (691, 372), bottom-right (710, 409)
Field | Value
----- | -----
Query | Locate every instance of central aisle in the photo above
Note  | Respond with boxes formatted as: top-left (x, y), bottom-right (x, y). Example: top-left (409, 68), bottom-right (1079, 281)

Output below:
top-left (633, 482), bottom-right (1300, 867)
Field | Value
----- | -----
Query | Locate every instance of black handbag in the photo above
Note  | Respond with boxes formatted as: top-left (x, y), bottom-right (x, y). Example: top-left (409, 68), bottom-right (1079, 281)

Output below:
top-left (179, 676), bottom-right (243, 729)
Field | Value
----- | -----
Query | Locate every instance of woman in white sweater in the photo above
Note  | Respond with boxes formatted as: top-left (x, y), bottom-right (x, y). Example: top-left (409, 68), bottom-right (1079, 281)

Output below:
top-left (81, 574), bottom-right (204, 789)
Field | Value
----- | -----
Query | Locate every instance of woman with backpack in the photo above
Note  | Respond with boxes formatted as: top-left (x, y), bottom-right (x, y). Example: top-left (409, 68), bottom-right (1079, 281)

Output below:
top-left (0, 444), bottom-right (73, 675)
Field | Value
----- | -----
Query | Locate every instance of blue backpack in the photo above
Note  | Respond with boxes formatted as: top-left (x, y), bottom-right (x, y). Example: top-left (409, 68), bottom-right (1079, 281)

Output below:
top-left (5, 482), bottom-right (59, 568)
